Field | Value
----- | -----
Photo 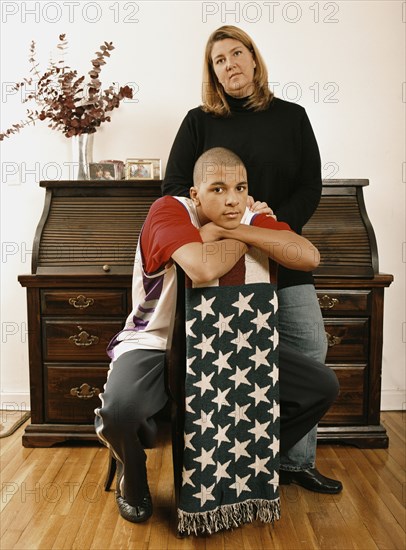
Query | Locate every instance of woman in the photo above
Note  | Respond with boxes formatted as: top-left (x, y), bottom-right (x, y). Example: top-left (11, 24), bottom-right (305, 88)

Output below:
top-left (162, 25), bottom-right (342, 494)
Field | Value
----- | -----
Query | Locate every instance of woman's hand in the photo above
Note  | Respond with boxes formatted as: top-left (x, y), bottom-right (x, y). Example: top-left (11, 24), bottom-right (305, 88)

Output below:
top-left (247, 195), bottom-right (277, 219)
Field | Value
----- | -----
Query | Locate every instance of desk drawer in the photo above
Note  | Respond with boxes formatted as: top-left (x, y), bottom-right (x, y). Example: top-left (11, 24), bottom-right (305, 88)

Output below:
top-left (41, 289), bottom-right (127, 316)
top-left (324, 318), bottom-right (369, 361)
top-left (317, 290), bottom-right (370, 314)
top-left (45, 365), bottom-right (108, 423)
top-left (43, 319), bottom-right (123, 361)
top-left (320, 365), bottom-right (366, 424)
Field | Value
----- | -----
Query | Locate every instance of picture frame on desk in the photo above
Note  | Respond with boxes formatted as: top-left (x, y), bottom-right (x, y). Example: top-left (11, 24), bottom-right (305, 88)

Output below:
top-left (89, 162), bottom-right (119, 180)
top-left (125, 158), bottom-right (161, 180)
top-left (99, 160), bottom-right (125, 180)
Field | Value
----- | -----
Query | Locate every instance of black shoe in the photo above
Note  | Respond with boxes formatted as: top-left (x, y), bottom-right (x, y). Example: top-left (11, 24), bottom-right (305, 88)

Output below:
top-left (279, 467), bottom-right (343, 494)
top-left (115, 460), bottom-right (153, 523)
top-left (116, 492), bottom-right (153, 523)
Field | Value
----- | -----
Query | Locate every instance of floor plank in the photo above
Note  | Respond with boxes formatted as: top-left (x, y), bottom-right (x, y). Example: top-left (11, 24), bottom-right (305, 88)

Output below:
top-left (0, 412), bottom-right (404, 549)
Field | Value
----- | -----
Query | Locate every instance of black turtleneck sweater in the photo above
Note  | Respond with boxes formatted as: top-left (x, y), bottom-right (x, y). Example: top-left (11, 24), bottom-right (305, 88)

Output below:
top-left (162, 96), bottom-right (322, 289)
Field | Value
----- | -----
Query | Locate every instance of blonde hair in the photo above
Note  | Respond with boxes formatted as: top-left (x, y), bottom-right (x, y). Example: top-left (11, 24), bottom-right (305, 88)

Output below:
top-left (202, 25), bottom-right (273, 117)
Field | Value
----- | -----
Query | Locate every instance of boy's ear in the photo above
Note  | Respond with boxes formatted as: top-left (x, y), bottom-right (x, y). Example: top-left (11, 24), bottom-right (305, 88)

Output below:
top-left (190, 186), bottom-right (200, 205)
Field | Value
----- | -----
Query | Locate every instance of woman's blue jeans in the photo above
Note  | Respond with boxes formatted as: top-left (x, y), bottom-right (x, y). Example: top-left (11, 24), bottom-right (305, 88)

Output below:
top-left (277, 284), bottom-right (328, 471)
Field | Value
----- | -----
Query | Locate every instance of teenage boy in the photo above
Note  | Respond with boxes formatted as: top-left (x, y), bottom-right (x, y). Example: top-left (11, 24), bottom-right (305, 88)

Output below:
top-left (95, 147), bottom-right (339, 523)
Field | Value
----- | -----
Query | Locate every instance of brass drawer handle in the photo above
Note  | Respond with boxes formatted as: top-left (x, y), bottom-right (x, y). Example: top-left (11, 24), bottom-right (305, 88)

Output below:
top-left (70, 383), bottom-right (100, 399)
top-left (68, 326), bottom-right (99, 347)
top-left (325, 331), bottom-right (342, 347)
top-left (68, 295), bottom-right (95, 309)
top-left (319, 294), bottom-right (340, 310)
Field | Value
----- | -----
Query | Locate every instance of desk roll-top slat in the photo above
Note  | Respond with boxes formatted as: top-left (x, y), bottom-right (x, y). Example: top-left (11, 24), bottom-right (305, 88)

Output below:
top-left (37, 197), bottom-right (151, 268)
top-left (302, 180), bottom-right (378, 277)
top-left (32, 181), bottom-right (162, 274)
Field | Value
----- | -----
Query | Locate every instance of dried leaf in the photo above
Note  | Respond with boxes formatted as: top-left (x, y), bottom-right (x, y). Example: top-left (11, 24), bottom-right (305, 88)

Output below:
top-left (0, 34), bottom-right (131, 139)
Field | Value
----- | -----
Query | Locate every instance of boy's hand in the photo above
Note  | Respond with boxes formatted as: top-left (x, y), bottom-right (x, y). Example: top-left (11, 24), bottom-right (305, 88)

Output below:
top-left (247, 195), bottom-right (277, 219)
top-left (199, 222), bottom-right (225, 243)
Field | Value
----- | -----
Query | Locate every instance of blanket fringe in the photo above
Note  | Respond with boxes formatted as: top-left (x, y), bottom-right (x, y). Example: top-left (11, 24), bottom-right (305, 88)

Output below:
top-left (177, 498), bottom-right (280, 536)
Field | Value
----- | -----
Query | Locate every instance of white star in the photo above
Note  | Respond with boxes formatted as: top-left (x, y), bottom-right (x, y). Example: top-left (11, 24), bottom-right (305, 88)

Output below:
top-left (193, 483), bottom-right (216, 506)
top-left (194, 295), bottom-right (216, 320)
top-left (194, 333), bottom-right (216, 358)
top-left (269, 472), bottom-right (279, 487)
top-left (231, 329), bottom-right (253, 353)
top-left (212, 386), bottom-right (231, 411)
top-left (249, 346), bottom-right (271, 369)
top-left (193, 371), bottom-right (215, 396)
top-left (195, 446), bottom-right (216, 471)
top-left (270, 435), bottom-right (279, 457)
top-left (213, 423), bottom-right (231, 447)
top-left (273, 402), bottom-right (280, 421)
top-left (270, 293), bottom-right (278, 312)
top-left (229, 438), bottom-right (251, 460)
top-left (229, 365), bottom-right (251, 388)
top-left (213, 312), bottom-right (234, 336)
top-left (194, 409), bottom-right (215, 434)
top-left (213, 350), bottom-right (233, 373)
top-left (184, 431), bottom-right (196, 451)
top-left (270, 363), bottom-right (278, 385)
top-left (248, 455), bottom-right (271, 476)
top-left (271, 328), bottom-right (279, 348)
top-left (229, 474), bottom-right (251, 497)
top-left (248, 419), bottom-right (271, 442)
top-left (251, 309), bottom-right (273, 333)
top-left (232, 292), bottom-right (254, 316)
top-left (186, 317), bottom-right (197, 338)
top-left (248, 383), bottom-right (271, 406)
top-left (186, 356), bottom-right (196, 375)
top-left (229, 403), bottom-right (251, 425)
top-left (185, 395), bottom-right (196, 414)
top-left (215, 460), bottom-right (232, 482)
top-left (182, 467), bottom-right (196, 487)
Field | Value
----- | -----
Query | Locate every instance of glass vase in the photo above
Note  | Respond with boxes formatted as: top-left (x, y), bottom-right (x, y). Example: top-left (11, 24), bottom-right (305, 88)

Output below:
top-left (71, 133), bottom-right (94, 180)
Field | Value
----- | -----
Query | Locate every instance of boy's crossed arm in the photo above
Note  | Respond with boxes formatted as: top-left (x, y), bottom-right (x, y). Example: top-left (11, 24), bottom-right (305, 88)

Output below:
top-left (171, 238), bottom-right (248, 285)
top-left (200, 221), bottom-right (320, 272)
top-left (171, 221), bottom-right (319, 286)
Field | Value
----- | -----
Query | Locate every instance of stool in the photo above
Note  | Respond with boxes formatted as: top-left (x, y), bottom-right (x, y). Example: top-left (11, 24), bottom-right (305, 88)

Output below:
top-left (104, 452), bottom-right (117, 491)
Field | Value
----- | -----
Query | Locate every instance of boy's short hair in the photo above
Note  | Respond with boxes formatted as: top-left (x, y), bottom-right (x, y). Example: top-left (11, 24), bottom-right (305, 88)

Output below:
top-left (193, 147), bottom-right (246, 187)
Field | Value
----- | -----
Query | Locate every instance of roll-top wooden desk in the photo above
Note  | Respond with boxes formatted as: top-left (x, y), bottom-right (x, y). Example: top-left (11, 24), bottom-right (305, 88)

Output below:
top-left (18, 179), bottom-right (393, 448)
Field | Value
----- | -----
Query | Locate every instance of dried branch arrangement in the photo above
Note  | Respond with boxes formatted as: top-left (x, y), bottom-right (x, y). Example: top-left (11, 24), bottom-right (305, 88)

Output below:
top-left (0, 34), bottom-right (133, 141)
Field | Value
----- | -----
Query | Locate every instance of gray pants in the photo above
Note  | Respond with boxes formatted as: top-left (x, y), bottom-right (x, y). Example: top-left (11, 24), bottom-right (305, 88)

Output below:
top-left (95, 350), bottom-right (168, 506)
top-left (95, 345), bottom-right (338, 507)
top-left (278, 284), bottom-right (329, 470)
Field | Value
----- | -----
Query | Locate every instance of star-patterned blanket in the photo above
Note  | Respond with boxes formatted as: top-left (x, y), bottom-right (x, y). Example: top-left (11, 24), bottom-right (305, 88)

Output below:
top-left (177, 252), bottom-right (280, 536)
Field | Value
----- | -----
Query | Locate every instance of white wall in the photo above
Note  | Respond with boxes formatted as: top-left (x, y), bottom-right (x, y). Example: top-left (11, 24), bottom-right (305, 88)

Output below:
top-left (1, 0), bottom-right (404, 411)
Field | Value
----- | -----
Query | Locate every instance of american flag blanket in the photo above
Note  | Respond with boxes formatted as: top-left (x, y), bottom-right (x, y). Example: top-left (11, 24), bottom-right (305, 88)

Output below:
top-left (177, 250), bottom-right (280, 536)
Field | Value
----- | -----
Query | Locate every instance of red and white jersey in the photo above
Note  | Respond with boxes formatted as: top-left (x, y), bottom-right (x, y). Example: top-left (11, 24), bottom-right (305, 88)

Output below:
top-left (107, 196), bottom-right (290, 361)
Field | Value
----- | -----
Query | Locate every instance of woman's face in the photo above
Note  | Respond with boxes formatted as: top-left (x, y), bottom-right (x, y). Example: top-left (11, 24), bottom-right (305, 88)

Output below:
top-left (210, 38), bottom-right (256, 98)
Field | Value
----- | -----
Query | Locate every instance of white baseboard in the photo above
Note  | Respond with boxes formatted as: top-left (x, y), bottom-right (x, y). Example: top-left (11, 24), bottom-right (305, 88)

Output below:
top-left (0, 394), bottom-right (30, 411)
top-left (380, 390), bottom-right (406, 411)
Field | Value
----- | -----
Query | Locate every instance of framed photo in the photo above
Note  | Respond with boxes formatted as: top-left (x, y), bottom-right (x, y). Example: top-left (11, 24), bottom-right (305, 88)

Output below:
top-left (125, 158), bottom-right (162, 180)
top-left (99, 160), bottom-right (124, 180)
top-left (89, 162), bottom-right (118, 180)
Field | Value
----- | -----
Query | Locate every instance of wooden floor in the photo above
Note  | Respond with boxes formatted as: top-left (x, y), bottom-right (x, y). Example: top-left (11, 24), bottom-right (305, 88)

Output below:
top-left (0, 412), bottom-right (404, 549)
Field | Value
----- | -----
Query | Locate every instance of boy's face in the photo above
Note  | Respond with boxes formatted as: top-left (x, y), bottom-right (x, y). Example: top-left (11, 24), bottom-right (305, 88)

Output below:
top-left (190, 162), bottom-right (248, 228)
